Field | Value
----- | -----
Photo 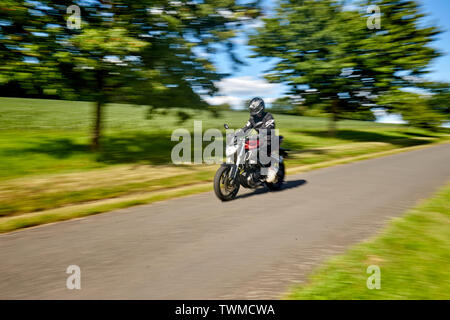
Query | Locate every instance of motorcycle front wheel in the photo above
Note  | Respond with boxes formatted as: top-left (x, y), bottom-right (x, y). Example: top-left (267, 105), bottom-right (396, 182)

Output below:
top-left (214, 166), bottom-right (240, 201)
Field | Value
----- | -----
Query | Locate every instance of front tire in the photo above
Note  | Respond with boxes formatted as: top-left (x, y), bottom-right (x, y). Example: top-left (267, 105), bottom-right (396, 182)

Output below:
top-left (214, 166), bottom-right (240, 201)
top-left (266, 162), bottom-right (285, 191)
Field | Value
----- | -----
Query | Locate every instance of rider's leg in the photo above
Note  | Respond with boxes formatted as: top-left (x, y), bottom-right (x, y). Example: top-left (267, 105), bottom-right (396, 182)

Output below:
top-left (266, 144), bottom-right (279, 183)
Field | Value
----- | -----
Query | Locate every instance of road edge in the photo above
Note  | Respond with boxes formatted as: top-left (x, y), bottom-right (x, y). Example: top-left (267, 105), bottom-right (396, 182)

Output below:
top-left (285, 181), bottom-right (450, 299)
top-left (1, 140), bottom-right (449, 234)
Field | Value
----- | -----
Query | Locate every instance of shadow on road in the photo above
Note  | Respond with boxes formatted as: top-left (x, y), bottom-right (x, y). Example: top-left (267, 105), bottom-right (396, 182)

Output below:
top-left (235, 179), bottom-right (307, 200)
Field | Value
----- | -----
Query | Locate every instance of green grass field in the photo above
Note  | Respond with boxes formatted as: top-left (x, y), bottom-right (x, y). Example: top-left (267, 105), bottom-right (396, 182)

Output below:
top-left (0, 97), bottom-right (448, 229)
top-left (1, 97), bottom-right (446, 179)
top-left (287, 183), bottom-right (450, 300)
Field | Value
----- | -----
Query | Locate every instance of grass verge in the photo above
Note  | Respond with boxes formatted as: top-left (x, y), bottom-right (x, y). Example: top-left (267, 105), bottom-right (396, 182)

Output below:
top-left (0, 183), bottom-right (212, 234)
top-left (286, 182), bottom-right (450, 300)
top-left (0, 141), bottom-right (447, 234)
top-left (1, 97), bottom-right (449, 232)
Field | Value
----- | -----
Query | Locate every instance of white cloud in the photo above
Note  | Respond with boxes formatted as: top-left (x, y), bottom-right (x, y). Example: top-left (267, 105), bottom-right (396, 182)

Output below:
top-left (215, 76), bottom-right (281, 96)
top-left (203, 95), bottom-right (244, 108)
top-left (245, 19), bottom-right (264, 29)
top-left (148, 7), bottom-right (163, 14)
top-left (264, 97), bottom-right (277, 104)
top-left (203, 76), bottom-right (284, 109)
top-left (231, 37), bottom-right (248, 46)
top-left (377, 115), bottom-right (406, 124)
top-left (217, 9), bottom-right (233, 19)
top-left (373, 108), bottom-right (407, 124)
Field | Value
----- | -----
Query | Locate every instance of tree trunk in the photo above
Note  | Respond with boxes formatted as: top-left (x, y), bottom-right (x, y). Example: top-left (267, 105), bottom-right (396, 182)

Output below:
top-left (91, 70), bottom-right (105, 152)
top-left (328, 99), bottom-right (339, 136)
top-left (91, 100), bottom-right (103, 151)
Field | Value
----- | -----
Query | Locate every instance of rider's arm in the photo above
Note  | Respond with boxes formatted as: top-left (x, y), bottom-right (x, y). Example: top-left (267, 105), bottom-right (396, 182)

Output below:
top-left (239, 117), bottom-right (254, 134)
top-left (251, 113), bottom-right (275, 132)
top-left (257, 113), bottom-right (275, 147)
top-left (262, 113), bottom-right (275, 131)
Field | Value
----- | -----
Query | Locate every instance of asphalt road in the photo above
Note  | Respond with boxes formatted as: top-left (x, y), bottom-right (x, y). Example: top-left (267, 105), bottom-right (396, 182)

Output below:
top-left (1, 143), bottom-right (449, 299)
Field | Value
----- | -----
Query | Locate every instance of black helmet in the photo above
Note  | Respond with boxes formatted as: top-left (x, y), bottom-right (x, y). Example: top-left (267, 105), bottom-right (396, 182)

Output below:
top-left (249, 97), bottom-right (265, 116)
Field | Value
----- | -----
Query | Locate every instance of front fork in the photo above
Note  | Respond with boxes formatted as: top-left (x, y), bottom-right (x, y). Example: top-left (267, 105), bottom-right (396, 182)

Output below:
top-left (221, 163), bottom-right (239, 183)
top-left (229, 164), bottom-right (238, 180)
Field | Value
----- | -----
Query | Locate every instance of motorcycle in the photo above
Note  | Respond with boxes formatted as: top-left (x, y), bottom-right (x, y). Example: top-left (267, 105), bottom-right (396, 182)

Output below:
top-left (213, 124), bottom-right (288, 201)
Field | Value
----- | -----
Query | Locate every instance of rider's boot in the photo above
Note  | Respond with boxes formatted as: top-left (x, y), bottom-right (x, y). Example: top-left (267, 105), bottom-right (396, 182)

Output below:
top-left (266, 153), bottom-right (279, 183)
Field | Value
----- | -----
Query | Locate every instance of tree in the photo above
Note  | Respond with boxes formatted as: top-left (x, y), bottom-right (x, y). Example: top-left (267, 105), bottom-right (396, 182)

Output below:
top-left (56, 27), bottom-right (149, 150)
top-left (377, 90), bottom-right (444, 129)
top-left (359, 0), bottom-right (441, 89)
top-left (359, 0), bottom-right (442, 127)
top-left (420, 81), bottom-right (450, 120)
top-left (249, 0), bottom-right (441, 134)
top-left (0, 1), bottom-right (260, 150)
top-left (249, 0), bottom-right (375, 134)
top-left (269, 97), bottom-right (295, 114)
top-left (378, 80), bottom-right (450, 129)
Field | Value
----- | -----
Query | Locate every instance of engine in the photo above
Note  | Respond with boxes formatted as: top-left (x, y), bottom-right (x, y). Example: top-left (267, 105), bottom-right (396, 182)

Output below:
top-left (239, 165), bottom-right (261, 188)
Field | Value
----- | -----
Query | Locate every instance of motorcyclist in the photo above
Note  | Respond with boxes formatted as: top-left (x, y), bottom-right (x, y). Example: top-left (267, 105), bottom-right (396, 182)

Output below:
top-left (240, 97), bottom-right (279, 183)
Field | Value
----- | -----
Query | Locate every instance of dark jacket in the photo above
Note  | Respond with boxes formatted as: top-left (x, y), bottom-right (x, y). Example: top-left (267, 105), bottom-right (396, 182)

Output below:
top-left (241, 111), bottom-right (275, 150)
top-left (241, 111), bottom-right (275, 134)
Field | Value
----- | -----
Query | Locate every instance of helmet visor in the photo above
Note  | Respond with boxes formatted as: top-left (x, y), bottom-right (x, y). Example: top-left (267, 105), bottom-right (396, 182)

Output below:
top-left (249, 101), bottom-right (263, 115)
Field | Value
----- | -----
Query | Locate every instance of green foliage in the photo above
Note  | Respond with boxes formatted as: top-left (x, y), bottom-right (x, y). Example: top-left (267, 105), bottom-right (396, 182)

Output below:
top-left (209, 103), bottom-right (232, 118)
top-left (0, 1), bottom-right (261, 102)
top-left (0, 1), bottom-right (261, 147)
top-left (340, 109), bottom-right (376, 121)
top-left (0, 97), bottom-right (447, 221)
top-left (420, 81), bottom-right (450, 118)
top-left (249, 0), bottom-right (373, 125)
top-left (249, 0), bottom-right (442, 131)
top-left (378, 90), bottom-right (445, 129)
top-left (360, 0), bottom-right (441, 85)
top-left (269, 96), bottom-right (295, 114)
top-left (0, 97), bottom-right (446, 181)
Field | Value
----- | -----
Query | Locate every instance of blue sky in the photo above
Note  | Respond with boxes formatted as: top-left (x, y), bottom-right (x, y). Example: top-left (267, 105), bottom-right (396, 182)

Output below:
top-left (204, 0), bottom-right (450, 118)
top-left (421, 0), bottom-right (450, 82)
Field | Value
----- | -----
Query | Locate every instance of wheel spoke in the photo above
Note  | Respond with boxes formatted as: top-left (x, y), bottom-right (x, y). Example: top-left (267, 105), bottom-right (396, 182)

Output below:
top-left (219, 169), bottom-right (236, 196)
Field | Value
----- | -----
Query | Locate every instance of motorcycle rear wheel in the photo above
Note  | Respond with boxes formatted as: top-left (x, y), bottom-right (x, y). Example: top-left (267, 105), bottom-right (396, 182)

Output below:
top-left (214, 166), bottom-right (240, 201)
